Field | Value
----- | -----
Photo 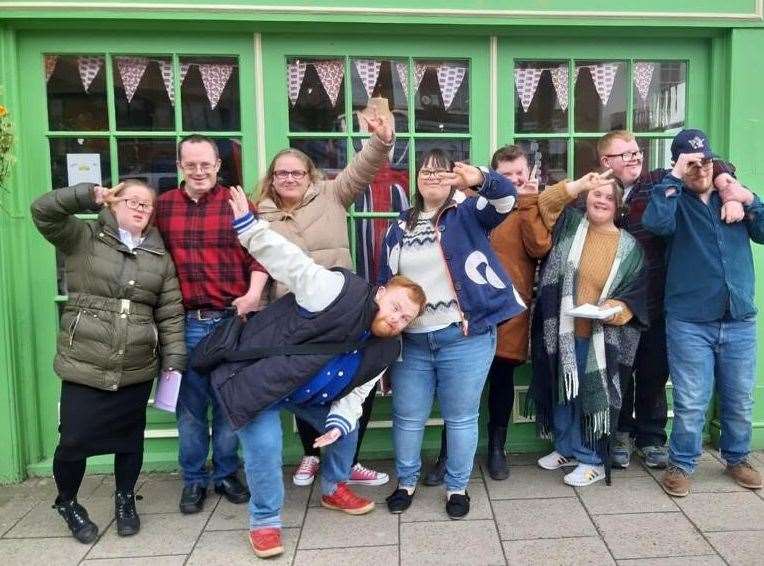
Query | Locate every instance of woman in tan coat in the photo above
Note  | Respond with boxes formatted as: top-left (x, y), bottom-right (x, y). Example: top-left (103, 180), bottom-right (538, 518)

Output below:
top-left (256, 113), bottom-right (394, 487)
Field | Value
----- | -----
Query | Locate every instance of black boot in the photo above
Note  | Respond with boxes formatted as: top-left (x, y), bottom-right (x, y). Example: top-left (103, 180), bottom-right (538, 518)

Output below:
top-left (423, 429), bottom-right (448, 487)
top-left (487, 426), bottom-right (510, 481)
top-left (54, 498), bottom-right (99, 544)
top-left (115, 491), bottom-right (140, 536)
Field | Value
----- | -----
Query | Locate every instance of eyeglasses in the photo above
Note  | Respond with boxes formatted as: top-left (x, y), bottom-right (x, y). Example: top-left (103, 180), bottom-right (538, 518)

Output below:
top-left (419, 168), bottom-right (449, 178)
top-left (273, 169), bottom-right (308, 180)
top-left (180, 162), bottom-right (217, 174)
top-left (119, 198), bottom-right (154, 213)
top-left (604, 150), bottom-right (644, 162)
top-left (688, 158), bottom-right (714, 170)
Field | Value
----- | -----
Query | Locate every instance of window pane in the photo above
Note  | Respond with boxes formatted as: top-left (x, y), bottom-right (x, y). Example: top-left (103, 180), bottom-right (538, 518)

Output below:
top-left (45, 55), bottom-right (108, 131)
top-left (351, 59), bottom-right (409, 134)
top-left (215, 138), bottom-right (244, 188)
top-left (288, 59), bottom-right (346, 133)
top-left (414, 138), bottom-right (469, 167)
top-left (514, 61), bottom-right (568, 134)
top-left (351, 137), bottom-right (410, 213)
top-left (114, 56), bottom-right (174, 131)
top-left (354, 216), bottom-right (400, 283)
top-left (574, 61), bottom-right (626, 133)
top-left (289, 138), bottom-right (348, 180)
top-left (49, 137), bottom-right (111, 193)
top-left (639, 136), bottom-right (676, 172)
top-left (573, 139), bottom-right (602, 179)
top-left (180, 56), bottom-right (240, 132)
top-left (514, 138), bottom-right (567, 186)
top-left (117, 138), bottom-right (177, 193)
top-left (414, 60), bottom-right (469, 133)
top-left (633, 62), bottom-right (687, 133)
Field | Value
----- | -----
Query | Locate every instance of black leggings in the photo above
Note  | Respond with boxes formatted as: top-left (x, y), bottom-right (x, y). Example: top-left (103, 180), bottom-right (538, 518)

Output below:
top-left (53, 449), bottom-right (143, 501)
top-left (296, 382), bottom-right (378, 465)
top-left (487, 358), bottom-right (518, 430)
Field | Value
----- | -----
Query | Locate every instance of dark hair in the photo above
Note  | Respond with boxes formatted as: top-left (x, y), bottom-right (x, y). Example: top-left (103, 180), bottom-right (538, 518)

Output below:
top-left (491, 145), bottom-right (527, 169)
top-left (407, 148), bottom-right (455, 231)
top-left (177, 134), bottom-right (220, 161)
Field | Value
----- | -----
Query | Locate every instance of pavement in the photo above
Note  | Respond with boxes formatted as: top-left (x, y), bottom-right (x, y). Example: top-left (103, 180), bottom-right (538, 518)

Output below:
top-left (1, 449), bottom-right (764, 565)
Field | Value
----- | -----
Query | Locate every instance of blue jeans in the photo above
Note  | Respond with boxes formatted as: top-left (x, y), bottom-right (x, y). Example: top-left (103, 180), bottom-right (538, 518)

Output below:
top-left (236, 403), bottom-right (358, 529)
top-left (176, 314), bottom-right (240, 486)
top-left (666, 317), bottom-right (757, 473)
top-left (553, 338), bottom-right (601, 466)
top-left (391, 324), bottom-right (496, 492)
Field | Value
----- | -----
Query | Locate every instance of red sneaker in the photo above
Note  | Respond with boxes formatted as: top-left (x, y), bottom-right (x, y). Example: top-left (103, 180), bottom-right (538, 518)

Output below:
top-left (249, 527), bottom-right (284, 558)
top-left (320, 482), bottom-right (375, 515)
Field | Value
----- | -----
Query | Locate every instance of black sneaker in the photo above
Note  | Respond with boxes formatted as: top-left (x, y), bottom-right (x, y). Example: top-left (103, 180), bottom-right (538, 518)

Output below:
top-left (446, 492), bottom-right (470, 520)
top-left (115, 491), bottom-right (140, 536)
top-left (53, 499), bottom-right (99, 544)
top-left (385, 487), bottom-right (414, 514)
top-left (179, 484), bottom-right (207, 514)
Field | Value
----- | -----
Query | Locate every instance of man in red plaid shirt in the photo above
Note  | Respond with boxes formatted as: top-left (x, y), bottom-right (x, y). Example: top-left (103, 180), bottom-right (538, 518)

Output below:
top-left (156, 134), bottom-right (268, 515)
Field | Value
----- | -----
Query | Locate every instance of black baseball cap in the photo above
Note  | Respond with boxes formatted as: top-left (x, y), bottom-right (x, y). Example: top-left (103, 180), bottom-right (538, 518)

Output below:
top-left (670, 129), bottom-right (717, 162)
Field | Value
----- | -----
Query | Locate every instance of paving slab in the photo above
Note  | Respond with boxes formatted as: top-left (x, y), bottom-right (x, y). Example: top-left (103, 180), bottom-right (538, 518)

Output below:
top-left (0, 537), bottom-right (91, 566)
top-left (484, 464), bottom-right (575, 500)
top-left (293, 544), bottom-right (399, 565)
top-left (493, 497), bottom-right (597, 541)
top-left (400, 478), bottom-right (493, 522)
top-left (617, 556), bottom-right (725, 565)
top-left (298, 507), bottom-right (398, 549)
top-left (400, 519), bottom-right (505, 566)
top-left (87, 511), bottom-right (208, 559)
top-left (187, 528), bottom-right (299, 565)
top-left (307, 460), bottom-right (395, 507)
top-left (706, 530), bottom-right (764, 566)
top-left (82, 556), bottom-right (188, 565)
top-left (4, 496), bottom-right (114, 539)
top-left (502, 536), bottom-right (615, 566)
top-left (646, 458), bottom-right (747, 493)
top-left (674, 491), bottom-right (764, 532)
top-left (594, 512), bottom-right (713, 560)
top-left (576, 477), bottom-right (679, 515)
top-left (0, 495), bottom-right (38, 537)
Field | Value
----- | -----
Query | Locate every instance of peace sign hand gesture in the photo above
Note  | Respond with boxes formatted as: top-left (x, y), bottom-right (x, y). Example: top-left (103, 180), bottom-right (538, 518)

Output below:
top-left (365, 112), bottom-right (394, 144)
top-left (93, 183), bottom-right (124, 205)
top-left (566, 169), bottom-right (614, 198)
top-left (518, 163), bottom-right (540, 196)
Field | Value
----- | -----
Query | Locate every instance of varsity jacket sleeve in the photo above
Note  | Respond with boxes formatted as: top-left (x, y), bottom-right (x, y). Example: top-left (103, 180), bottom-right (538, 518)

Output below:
top-left (233, 212), bottom-right (345, 313)
top-left (324, 373), bottom-right (382, 436)
top-left (743, 193), bottom-right (764, 244)
top-left (643, 173), bottom-right (682, 237)
top-left (469, 168), bottom-right (518, 231)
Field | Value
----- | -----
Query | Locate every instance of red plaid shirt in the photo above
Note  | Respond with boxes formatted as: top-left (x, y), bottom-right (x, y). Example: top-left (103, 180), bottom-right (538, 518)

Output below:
top-left (156, 184), bottom-right (267, 310)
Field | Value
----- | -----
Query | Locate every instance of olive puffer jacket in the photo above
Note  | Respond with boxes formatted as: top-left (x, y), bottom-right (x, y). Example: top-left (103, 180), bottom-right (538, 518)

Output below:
top-left (31, 183), bottom-right (186, 391)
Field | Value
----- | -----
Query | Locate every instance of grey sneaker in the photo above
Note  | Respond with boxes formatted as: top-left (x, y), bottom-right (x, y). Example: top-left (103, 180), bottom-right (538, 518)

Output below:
top-left (612, 432), bottom-right (633, 468)
top-left (637, 445), bottom-right (668, 469)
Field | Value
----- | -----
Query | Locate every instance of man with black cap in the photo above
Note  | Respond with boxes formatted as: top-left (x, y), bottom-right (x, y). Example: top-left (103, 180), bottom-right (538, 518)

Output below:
top-left (644, 128), bottom-right (764, 497)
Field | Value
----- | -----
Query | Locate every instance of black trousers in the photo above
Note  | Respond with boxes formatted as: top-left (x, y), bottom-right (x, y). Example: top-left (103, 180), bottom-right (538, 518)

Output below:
top-left (54, 450), bottom-right (143, 502)
top-left (296, 381), bottom-right (378, 465)
top-left (617, 317), bottom-right (670, 448)
top-left (487, 357), bottom-right (518, 430)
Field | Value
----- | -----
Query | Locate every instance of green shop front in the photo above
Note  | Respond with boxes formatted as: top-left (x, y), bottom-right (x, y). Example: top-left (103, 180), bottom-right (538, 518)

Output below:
top-left (1, 1), bottom-right (763, 483)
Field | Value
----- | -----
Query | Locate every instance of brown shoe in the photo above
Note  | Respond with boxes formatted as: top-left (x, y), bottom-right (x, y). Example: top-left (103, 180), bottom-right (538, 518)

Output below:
top-left (726, 460), bottom-right (763, 489)
top-left (661, 465), bottom-right (690, 497)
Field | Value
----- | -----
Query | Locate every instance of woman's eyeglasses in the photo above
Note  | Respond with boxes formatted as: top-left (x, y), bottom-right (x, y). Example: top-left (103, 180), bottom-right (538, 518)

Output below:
top-left (119, 198), bottom-right (154, 213)
top-left (273, 170), bottom-right (308, 180)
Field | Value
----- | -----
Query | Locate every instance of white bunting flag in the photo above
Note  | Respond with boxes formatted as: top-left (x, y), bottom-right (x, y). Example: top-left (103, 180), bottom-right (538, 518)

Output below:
top-left (198, 63), bottom-right (234, 110)
top-left (116, 57), bottom-right (150, 103)
top-left (44, 54), bottom-right (58, 83)
top-left (586, 63), bottom-right (619, 106)
top-left (634, 61), bottom-right (656, 103)
top-left (437, 63), bottom-right (467, 110)
top-left (549, 65), bottom-right (569, 111)
top-left (354, 59), bottom-right (382, 99)
top-left (513, 67), bottom-right (543, 113)
top-left (313, 60), bottom-right (345, 107)
top-left (77, 56), bottom-right (104, 93)
top-left (395, 62), bottom-right (408, 97)
top-left (286, 60), bottom-right (307, 106)
top-left (158, 60), bottom-right (175, 104)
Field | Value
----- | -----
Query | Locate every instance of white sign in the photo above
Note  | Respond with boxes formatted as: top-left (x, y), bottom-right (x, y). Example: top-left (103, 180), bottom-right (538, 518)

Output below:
top-left (66, 153), bottom-right (102, 186)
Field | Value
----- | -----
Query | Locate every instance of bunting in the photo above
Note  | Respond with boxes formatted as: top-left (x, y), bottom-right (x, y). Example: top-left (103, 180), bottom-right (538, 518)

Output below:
top-left (313, 60), bottom-right (345, 107)
top-left (77, 56), bottom-right (104, 93)
top-left (115, 57), bottom-right (150, 103)
top-left (395, 62), bottom-right (408, 98)
top-left (158, 60), bottom-right (175, 105)
top-left (44, 55), bottom-right (58, 83)
top-left (634, 61), bottom-right (656, 103)
top-left (580, 63), bottom-right (620, 106)
top-left (513, 67), bottom-right (543, 113)
top-left (549, 65), bottom-right (569, 111)
top-left (198, 63), bottom-right (234, 110)
top-left (436, 63), bottom-right (467, 110)
top-left (354, 59), bottom-right (382, 99)
top-left (287, 60), bottom-right (307, 105)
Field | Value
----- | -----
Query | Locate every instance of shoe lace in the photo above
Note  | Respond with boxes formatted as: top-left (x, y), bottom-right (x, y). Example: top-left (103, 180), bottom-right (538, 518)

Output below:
top-left (296, 456), bottom-right (319, 475)
top-left (667, 464), bottom-right (688, 477)
top-left (352, 463), bottom-right (375, 477)
top-left (116, 493), bottom-right (139, 519)
top-left (733, 460), bottom-right (755, 471)
top-left (334, 483), bottom-right (366, 505)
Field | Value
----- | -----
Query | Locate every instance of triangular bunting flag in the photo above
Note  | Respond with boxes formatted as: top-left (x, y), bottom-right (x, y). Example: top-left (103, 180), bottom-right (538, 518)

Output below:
top-left (633, 62), bottom-right (656, 103)
top-left (354, 59), bottom-right (382, 99)
top-left (549, 65), bottom-right (569, 111)
top-left (44, 55), bottom-right (58, 83)
top-left (395, 62), bottom-right (408, 97)
top-left (587, 63), bottom-right (619, 106)
top-left (313, 60), bottom-right (344, 107)
top-left (180, 62), bottom-right (191, 85)
top-left (436, 63), bottom-right (467, 110)
top-left (286, 60), bottom-right (307, 106)
top-left (77, 56), bottom-right (104, 93)
top-left (198, 63), bottom-right (234, 110)
top-left (513, 67), bottom-right (543, 113)
top-left (158, 60), bottom-right (175, 105)
top-left (414, 62), bottom-right (427, 94)
top-left (116, 57), bottom-right (150, 104)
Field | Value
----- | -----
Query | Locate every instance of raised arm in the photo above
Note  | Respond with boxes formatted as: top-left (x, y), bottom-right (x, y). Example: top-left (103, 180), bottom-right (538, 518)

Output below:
top-left (30, 183), bottom-right (96, 254)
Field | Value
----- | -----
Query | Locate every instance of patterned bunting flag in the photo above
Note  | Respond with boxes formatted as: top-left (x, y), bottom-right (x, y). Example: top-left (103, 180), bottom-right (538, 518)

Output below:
top-left (198, 63), bottom-right (234, 110)
top-left (313, 60), bottom-right (344, 107)
top-left (549, 65), bottom-right (569, 111)
top-left (436, 63), bottom-right (467, 110)
top-left (77, 56), bottom-right (104, 93)
top-left (513, 67), bottom-right (543, 113)
top-left (413, 62), bottom-right (427, 94)
top-left (395, 62), bottom-right (408, 97)
top-left (44, 54), bottom-right (58, 83)
top-left (286, 60), bottom-right (307, 105)
top-left (634, 62), bottom-right (656, 103)
top-left (584, 63), bottom-right (620, 106)
top-left (158, 60), bottom-right (174, 104)
top-left (354, 59), bottom-right (382, 99)
top-left (116, 57), bottom-right (150, 103)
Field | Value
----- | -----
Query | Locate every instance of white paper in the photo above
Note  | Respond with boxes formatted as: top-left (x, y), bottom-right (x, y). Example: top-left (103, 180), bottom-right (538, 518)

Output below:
top-left (568, 303), bottom-right (623, 320)
top-left (66, 153), bottom-right (102, 186)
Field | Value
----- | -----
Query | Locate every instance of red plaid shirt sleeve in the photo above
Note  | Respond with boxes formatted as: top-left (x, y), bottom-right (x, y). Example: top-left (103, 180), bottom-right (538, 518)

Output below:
top-left (156, 185), bottom-right (268, 310)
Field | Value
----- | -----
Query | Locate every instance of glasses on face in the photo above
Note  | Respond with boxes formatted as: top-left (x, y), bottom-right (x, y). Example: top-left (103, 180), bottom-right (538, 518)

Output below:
top-left (273, 169), bottom-right (308, 181)
top-left (419, 168), bottom-right (449, 179)
top-left (180, 162), bottom-right (216, 174)
top-left (119, 198), bottom-right (154, 213)
top-left (604, 150), bottom-right (644, 162)
top-left (688, 158), bottom-right (714, 171)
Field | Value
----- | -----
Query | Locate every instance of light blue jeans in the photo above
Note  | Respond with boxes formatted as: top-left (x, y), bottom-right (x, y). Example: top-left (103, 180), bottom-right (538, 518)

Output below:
top-left (391, 324), bottom-right (496, 492)
top-left (236, 403), bottom-right (358, 529)
top-left (666, 316), bottom-right (757, 473)
top-left (553, 338), bottom-right (602, 466)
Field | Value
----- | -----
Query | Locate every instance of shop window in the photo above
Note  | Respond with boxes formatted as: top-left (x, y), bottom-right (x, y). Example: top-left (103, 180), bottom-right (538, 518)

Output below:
top-left (284, 56), bottom-right (470, 283)
top-left (512, 59), bottom-right (687, 182)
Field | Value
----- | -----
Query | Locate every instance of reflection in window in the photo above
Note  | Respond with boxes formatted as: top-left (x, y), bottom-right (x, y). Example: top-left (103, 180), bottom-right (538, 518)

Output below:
top-left (414, 139), bottom-right (469, 168)
top-left (350, 59), bottom-right (409, 134)
top-left (45, 55), bottom-right (108, 131)
top-left (574, 61), bottom-right (626, 133)
top-left (49, 137), bottom-right (111, 193)
top-left (180, 56), bottom-right (240, 132)
top-left (414, 60), bottom-right (469, 133)
top-left (639, 136), bottom-right (675, 172)
top-left (633, 62), bottom-right (686, 133)
top-left (515, 139), bottom-right (567, 187)
top-left (114, 57), bottom-right (175, 131)
top-left (573, 139), bottom-right (601, 179)
top-left (288, 59), bottom-right (346, 132)
top-left (514, 61), bottom-right (568, 134)
top-left (289, 138), bottom-right (348, 180)
top-left (117, 138), bottom-right (177, 193)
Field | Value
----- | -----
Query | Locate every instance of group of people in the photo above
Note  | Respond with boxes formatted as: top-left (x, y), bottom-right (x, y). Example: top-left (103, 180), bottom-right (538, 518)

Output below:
top-left (32, 111), bottom-right (764, 558)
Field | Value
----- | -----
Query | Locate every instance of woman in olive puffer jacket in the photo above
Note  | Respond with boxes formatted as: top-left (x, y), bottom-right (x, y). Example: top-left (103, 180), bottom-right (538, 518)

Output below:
top-left (31, 180), bottom-right (185, 544)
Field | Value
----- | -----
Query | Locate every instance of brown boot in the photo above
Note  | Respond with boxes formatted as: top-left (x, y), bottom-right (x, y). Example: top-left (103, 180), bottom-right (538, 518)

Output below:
top-left (725, 460), bottom-right (763, 489)
top-left (661, 465), bottom-right (690, 497)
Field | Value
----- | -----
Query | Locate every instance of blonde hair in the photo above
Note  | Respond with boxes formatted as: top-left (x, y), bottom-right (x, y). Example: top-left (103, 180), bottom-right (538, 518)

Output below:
top-left (597, 130), bottom-right (636, 159)
top-left (386, 275), bottom-right (428, 315)
top-left (257, 148), bottom-right (324, 209)
top-left (583, 181), bottom-right (625, 221)
top-left (107, 179), bottom-right (157, 230)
